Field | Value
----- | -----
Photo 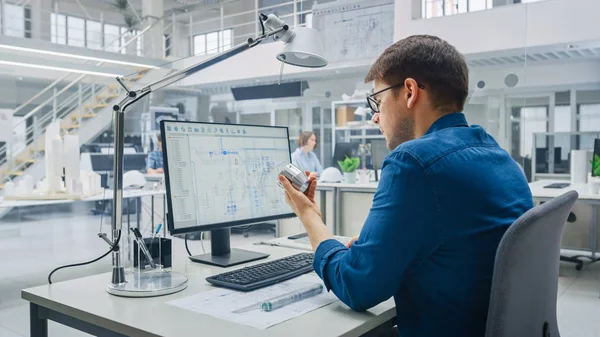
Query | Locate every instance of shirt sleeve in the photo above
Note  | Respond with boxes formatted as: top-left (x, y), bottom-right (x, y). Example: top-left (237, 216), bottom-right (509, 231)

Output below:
top-left (146, 153), bottom-right (156, 170)
top-left (313, 151), bottom-right (440, 311)
top-left (314, 154), bottom-right (324, 175)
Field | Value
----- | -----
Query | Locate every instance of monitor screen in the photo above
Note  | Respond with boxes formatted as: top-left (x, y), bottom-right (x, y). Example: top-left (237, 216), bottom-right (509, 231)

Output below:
top-left (332, 142), bottom-right (359, 168)
top-left (370, 140), bottom-right (390, 170)
top-left (161, 121), bottom-right (294, 234)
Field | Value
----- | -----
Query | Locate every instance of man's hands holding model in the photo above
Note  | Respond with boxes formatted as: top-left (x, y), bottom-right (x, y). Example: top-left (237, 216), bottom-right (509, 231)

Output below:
top-left (278, 172), bottom-right (333, 250)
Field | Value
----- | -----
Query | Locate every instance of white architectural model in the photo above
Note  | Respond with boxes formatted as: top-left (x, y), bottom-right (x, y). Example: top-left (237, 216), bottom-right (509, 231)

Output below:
top-left (4, 121), bottom-right (102, 200)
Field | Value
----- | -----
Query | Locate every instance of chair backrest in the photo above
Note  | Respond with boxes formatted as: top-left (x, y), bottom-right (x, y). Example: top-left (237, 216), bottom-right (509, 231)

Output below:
top-left (485, 190), bottom-right (578, 337)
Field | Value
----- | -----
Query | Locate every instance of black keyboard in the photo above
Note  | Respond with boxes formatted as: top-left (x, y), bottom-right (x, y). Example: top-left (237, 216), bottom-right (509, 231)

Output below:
top-left (206, 253), bottom-right (314, 291)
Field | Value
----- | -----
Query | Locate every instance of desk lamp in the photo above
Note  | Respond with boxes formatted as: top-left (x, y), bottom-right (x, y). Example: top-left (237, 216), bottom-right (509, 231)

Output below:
top-left (103, 13), bottom-right (327, 297)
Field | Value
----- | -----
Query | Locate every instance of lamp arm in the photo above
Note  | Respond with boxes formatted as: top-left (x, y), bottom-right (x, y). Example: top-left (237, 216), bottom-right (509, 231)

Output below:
top-left (106, 24), bottom-right (287, 286)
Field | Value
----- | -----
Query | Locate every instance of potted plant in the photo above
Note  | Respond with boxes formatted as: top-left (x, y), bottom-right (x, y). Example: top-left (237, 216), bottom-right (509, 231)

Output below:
top-left (589, 154), bottom-right (600, 193)
top-left (338, 156), bottom-right (360, 184)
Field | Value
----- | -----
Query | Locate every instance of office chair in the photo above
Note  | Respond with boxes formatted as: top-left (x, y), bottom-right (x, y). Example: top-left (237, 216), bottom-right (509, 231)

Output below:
top-left (485, 190), bottom-right (578, 337)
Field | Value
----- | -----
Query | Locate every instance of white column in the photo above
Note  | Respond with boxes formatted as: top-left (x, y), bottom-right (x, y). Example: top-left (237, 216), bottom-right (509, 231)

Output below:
top-left (142, 0), bottom-right (164, 58)
top-left (30, 0), bottom-right (52, 41)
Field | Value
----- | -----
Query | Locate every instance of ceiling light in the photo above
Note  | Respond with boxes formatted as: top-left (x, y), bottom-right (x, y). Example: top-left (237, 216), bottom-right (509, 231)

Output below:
top-left (0, 44), bottom-right (158, 69)
top-left (0, 60), bottom-right (121, 78)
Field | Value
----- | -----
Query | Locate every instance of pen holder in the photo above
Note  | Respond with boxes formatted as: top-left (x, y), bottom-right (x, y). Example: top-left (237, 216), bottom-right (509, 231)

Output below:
top-left (133, 237), bottom-right (172, 270)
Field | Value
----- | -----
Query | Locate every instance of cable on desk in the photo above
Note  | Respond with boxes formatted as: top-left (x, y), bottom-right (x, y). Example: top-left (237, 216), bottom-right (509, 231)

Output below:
top-left (48, 230), bottom-right (121, 284)
top-left (49, 112), bottom-right (116, 285)
top-left (184, 233), bottom-right (205, 257)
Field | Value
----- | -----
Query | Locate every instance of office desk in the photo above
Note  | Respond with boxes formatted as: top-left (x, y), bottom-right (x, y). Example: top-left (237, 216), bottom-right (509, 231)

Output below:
top-left (22, 245), bottom-right (395, 337)
top-left (529, 180), bottom-right (600, 257)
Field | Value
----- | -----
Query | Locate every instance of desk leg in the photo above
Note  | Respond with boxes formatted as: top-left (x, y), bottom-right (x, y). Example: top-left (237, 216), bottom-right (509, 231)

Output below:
top-left (151, 195), bottom-right (155, 232)
top-left (30, 303), bottom-right (48, 337)
top-left (334, 188), bottom-right (341, 236)
top-left (136, 197), bottom-right (141, 230)
top-left (127, 198), bottom-right (131, 233)
top-left (592, 206), bottom-right (598, 259)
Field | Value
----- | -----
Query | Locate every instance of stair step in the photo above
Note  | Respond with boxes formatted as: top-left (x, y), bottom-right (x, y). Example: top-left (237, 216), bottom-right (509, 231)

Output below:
top-left (61, 124), bottom-right (79, 130)
top-left (0, 184), bottom-right (4, 190)
top-left (28, 145), bottom-right (45, 152)
top-left (71, 113), bottom-right (96, 121)
top-left (82, 103), bottom-right (108, 110)
top-left (8, 171), bottom-right (24, 176)
top-left (96, 94), bottom-right (119, 100)
top-left (16, 158), bottom-right (35, 164)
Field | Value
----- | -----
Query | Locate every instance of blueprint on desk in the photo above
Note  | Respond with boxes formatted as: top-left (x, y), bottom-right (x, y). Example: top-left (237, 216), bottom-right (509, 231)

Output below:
top-left (167, 274), bottom-right (338, 329)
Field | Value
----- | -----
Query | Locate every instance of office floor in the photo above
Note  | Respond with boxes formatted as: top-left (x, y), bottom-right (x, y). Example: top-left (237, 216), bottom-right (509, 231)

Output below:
top-left (0, 205), bottom-right (599, 337)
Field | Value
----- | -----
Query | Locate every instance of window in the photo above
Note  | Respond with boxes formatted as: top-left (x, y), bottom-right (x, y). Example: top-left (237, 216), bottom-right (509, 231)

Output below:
top-left (520, 107), bottom-right (548, 158)
top-left (4, 3), bottom-right (25, 37)
top-left (579, 104), bottom-right (600, 132)
top-left (423, 0), bottom-right (494, 18)
top-left (104, 24), bottom-right (121, 52)
top-left (193, 34), bottom-right (206, 55)
top-left (51, 13), bottom-right (67, 44)
top-left (554, 106), bottom-right (571, 161)
top-left (86, 20), bottom-right (102, 50)
top-left (193, 29), bottom-right (233, 56)
top-left (67, 16), bottom-right (85, 47)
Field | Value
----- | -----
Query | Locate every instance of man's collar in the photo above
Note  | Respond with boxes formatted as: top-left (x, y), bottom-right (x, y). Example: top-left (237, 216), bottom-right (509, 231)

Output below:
top-left (424, 112), bottom-right (468, 136)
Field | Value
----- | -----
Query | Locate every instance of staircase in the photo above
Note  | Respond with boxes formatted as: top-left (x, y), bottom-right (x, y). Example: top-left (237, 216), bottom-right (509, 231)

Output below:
top-left (0, 13), bottom-right (177, 195)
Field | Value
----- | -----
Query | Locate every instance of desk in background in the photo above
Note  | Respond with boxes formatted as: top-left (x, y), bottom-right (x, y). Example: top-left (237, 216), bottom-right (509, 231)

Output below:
top-left (22, 244), bottom-right (395, 337)
top-left (291, 180), bottom-right (599, 255)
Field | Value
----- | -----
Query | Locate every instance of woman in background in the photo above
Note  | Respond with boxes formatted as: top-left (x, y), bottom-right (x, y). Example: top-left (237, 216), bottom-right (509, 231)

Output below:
top-left (292, 131), bottom-right (323, 176)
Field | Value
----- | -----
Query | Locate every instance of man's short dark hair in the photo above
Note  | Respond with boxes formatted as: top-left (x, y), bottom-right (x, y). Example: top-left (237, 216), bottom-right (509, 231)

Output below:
top-left (365, 35), bottom-right (469, 113)
top-left (157, 134), bottom-right (162, 143)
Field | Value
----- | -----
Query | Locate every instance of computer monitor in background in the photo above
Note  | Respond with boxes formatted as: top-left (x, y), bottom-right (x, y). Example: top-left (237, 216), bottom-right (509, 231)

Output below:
top-left (370, 140), bottom-right (390, 170)
top-left (332, 142), bottom-right (360, 168)
top-left (161, 121), bottom-right (294, 267)
top-left (150, 106), bottom-right (179, 131)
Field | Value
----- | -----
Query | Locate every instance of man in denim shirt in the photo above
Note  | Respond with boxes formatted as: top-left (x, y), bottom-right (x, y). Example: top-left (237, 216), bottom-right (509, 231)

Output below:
top-left (279, 35), bottom-right (533, 337)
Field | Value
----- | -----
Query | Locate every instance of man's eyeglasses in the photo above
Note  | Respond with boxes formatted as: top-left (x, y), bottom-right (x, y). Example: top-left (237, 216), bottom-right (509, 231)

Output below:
top-left (367, 82), bottom-right (425, 113)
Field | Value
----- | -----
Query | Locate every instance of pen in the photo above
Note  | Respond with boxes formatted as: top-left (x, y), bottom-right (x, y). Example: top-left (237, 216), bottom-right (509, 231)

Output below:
top-left (131, 228), bottom-right (156, 269)
top-left (261, 283), bottom-right (323, 312)
top-left (233, 283), bottom-right (323, 313)
top-left (153, 224), bottom-right (162, 238)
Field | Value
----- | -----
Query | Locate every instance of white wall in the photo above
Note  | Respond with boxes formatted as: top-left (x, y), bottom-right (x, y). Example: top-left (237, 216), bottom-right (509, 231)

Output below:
top-left (469, 60), bottom-right (600, 94)
top-left (396, 0), bottom-right (600, 54)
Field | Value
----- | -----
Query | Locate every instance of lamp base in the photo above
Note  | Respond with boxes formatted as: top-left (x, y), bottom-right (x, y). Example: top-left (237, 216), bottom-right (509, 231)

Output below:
top-left (106, 270), bottom-right (187, 297)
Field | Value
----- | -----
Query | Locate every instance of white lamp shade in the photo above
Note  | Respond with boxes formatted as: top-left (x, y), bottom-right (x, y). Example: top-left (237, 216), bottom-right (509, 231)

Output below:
top-left (277, 27), bottom-right (327, 68)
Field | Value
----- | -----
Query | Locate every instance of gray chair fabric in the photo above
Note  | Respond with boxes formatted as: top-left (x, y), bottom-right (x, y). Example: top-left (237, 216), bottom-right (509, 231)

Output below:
top-left (485, 190), bottom-right (578, 337)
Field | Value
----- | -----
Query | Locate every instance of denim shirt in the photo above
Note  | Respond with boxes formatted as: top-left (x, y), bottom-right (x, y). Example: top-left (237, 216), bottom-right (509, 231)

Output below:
top-left (291, 148), bottom-right (323, 175)
top-left (146, 151), bottom-right (163, 170)
top-left (313, 113), bottom-right (533, 337)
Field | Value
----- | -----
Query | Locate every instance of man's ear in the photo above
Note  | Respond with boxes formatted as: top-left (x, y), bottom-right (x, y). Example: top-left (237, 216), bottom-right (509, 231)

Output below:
top-left (404, 78), bottom-right (420, 109)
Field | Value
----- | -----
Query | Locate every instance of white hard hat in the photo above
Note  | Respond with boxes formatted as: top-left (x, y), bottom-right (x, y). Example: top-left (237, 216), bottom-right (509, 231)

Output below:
top-left (319, 167), bottom-right (343, 183)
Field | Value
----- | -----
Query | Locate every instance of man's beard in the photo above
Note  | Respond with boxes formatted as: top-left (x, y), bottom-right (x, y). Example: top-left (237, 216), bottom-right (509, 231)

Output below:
top-left (386, 115), bottom-right (415, 151)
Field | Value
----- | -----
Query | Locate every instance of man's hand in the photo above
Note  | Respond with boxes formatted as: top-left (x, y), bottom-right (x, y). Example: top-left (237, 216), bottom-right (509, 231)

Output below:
top-left (279, 173), bottom-right (322, 222)
top-left (280, 172), bottom-right (332, 251)
top-left (346, 235), bottom-right (359, 248)
top-left (156, 168), bottom-right (164, 174)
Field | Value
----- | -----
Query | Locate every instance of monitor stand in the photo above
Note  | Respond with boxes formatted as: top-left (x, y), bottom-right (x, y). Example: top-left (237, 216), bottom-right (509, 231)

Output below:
top-left (188, 228), bottom-right (269, 267)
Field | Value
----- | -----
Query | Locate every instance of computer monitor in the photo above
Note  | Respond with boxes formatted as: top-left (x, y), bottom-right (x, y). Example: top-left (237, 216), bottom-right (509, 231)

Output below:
top-left (370, 140), bottom-right (390, 170)
top-left (89, 153), bottom-right (148, 172)
top-left (150, 106), bottom-right (179, 131)
top-left (332, 142), bottom-right (359, 168)
top-left (161, 120), bottom-right (294, 267)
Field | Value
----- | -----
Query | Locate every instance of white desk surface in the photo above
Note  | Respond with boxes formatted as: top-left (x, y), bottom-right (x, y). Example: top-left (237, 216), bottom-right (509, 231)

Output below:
top-left (318, 182), bottom-right (379, 190)
top-left (529, 180), bottom-right (600, 201)
top-left (22, 244), bottom-right (395, 337)
top-left (0, 188), bottom-right (165, 208)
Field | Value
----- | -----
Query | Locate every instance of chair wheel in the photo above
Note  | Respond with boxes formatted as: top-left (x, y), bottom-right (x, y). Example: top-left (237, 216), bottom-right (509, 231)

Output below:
top-left (244, 233), bottom-right (249, 238)
top-left (575, 263), bottom-right (583, 271)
